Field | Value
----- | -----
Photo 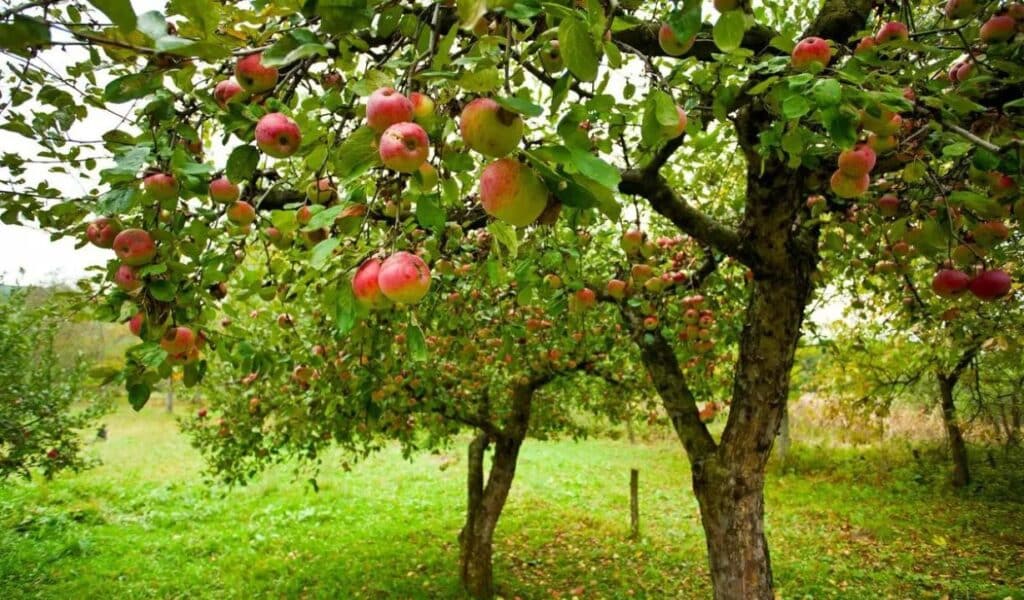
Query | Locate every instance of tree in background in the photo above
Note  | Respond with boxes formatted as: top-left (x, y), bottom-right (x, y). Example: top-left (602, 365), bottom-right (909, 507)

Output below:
top-left (1, 0), bottom-right (1022, 598)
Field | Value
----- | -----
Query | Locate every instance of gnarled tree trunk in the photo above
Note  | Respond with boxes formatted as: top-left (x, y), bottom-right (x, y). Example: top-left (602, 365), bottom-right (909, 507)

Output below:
top-left (938, 375), bottom-right (970, 488)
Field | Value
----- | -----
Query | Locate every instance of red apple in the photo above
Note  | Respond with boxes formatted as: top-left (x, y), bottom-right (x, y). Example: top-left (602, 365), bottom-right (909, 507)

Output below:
top-left (352, 258), bottom-right (391, 309)
top-left (379, 122), bottom-right (430, 173)
top-left (838, 144), bottom-right (877, 177)
top-left (606, 279), bottom-right (627, 299)
top-left (658, 23), bottom-right (695, 56)
top-left (460, 98), bottom-right (524, 158)
top-left (621, 229), bottom-right (644, 255)
top-left (235, 53), bottom-right (278, 93)
top-left (209, 176), bottom-right (240, 203)
top-left (830, 170), bottom-right (870, 198)
top-left (875, 21), bottom-right (909, 44)
top-left (944, 0), bottom-right (978, 20)
top-left (969, 270), bottom-right (1012, 300)
top-left (662, 105), bottom-right (688, 139)
top-left (366, 87), bottom-right (413, 132)
top-left (409, 92), bottom-right (435, 123)
top-left (255, 113), bottom-right (301, 158)
top-left (948, 60), bottom-right (975, 83)
top-left (378, 251), bottom-right (431, 305)
top-left (113, 264), bottom-right (142, 291)
top-left (112, 228), bottom-right (156, 266)
top-left (791, 37), bottom-right (831, 72)
top-left (854, 36), bottom-right (877, 55)
top-left (161, 326), bottom-right (196, 355)
top-left (981, 16), bottom-right (1016, 43)
top-left (575, 288), bottom-right (597, 310)
top-left (128, 311), bottom-right (145, 336)
top-left (214, 80), bottom-right (244, 108)
top-left (306, 178), bottom-right (337, 204)
top-left (226, 201), bottom-right (256, 226)
top-left (86, 217), bottom-right (121, 248)
top-left (143, 172), bottom-right (178, 201)
top-left (972, 220), bottom-right (1010, 247)
top-left (479, 158), bottom-right (549, 227)
top-left (877, 194), bottom-right (901, 217)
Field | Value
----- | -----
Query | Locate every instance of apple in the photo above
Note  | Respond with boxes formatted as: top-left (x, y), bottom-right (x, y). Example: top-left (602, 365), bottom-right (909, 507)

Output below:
top-left (143, 172), bottom-right (178, 201)
top-left (128, 312), bottom-right (145, 336)
top-left (543, 273), bottom-right (562, 289)
top-left (837, 144), bottom-right (877, 177)
top-left (791, 37), bottom-right (831, 72)
top-left (854, 36), bottom-right (877, 55)
top-left (972, 220), bottom-right (1010, 247)
top-left (460, 98), bottom-right (523, 158)
top-left (989, 173), bottom-right (1016, 199)
top-left (981, 15), bottom-right (1017, 43)
top-left (226, 201), bottom-right (256, 226)
top-left (321, 71), bottom-right (343, 90)
top-left (352, 258), bottom-right (391, 309)
top-left (214, 80), bottom-right (244, 107)
top-left (416, 162), bottom-right (438, 189)
top-left (479, 158), bottom-right (549, 227)
top-left (306, 178), bottom-right (337, 204)
top-left (621, 229), bottom-right (644, 255)
top-left (161, 326), bottom-right (196, 355)
top-left (830, 170), bottom-right (870, 198)
top-left (379, 122), bottom-right (430, 173)
top-left (948, 60), bottom-right (975, 83)
top-left (1009, 3), bottom-right (1024, 21)
top-left (867, 133), bottom-right (897, 154)
top-left (378, 251), bottom-right (431, 305)
top-left (969, 270), bottom-right (1012, 300)
top-left (877, 194), bottom-right (901, 217)
top-left (540, 40), bottom-right (563, 73)
top-left (643, 316), bottom-right (659, 330)
top-left (86, 217), bottom-right (121, 248)
top-left (209, 176), bottom-right (240, 203)
top-left (662, 105), bottom-right (688, 139)
top-left (875, 21), bottom-right (909, 44)
top-left (296, 205), bottom-right (313, 226)
top-left (606, 279), bottom-right (627, 299)
top-left (409, 92), bottom-right (435, 124)
top-left (658, 23), bottom-right (695, 56)
top-left (113, 264), bottom-right (142, 291)
top-left (112, 228), bottom-right (156, 265)
top-left (255, 113), bottom-right (301, 158)
top-left (861, 108), bottom-right (901, 136)
top-left (366, 87), bottom-right (413, 132)
top-left (235, 52), bottom-right (278, 93)
top-left (944, 0), bottom-right (977, 19)
top-left (575, 288), bottom-right (597, 310)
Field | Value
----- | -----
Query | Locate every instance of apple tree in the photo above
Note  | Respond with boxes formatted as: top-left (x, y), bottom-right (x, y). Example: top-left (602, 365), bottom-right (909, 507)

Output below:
top-left (2, 0), bottom-right (1023, 598)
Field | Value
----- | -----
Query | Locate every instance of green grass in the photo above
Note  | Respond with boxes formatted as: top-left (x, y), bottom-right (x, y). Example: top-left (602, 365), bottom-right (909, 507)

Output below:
top-left (1, 404), bottom-right (1022, 599)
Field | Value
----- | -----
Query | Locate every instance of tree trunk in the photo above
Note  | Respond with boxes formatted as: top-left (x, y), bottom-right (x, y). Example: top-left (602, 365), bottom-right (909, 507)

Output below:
top-left (165, 379), bottom-right (174, 413)
top-left (775, 403), bottom-right (790, 466)
top-left (938, 375), bottom-right (970, 488)
top-left (694, 469), bottom-right (772, 599)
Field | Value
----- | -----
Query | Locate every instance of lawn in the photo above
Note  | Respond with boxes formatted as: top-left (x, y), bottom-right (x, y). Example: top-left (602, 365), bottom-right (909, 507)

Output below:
top-left (1, 403), bottom-right (1022, 599)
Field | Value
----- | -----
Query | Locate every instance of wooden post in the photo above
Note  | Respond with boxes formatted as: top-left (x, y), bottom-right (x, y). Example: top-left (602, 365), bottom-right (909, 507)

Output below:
top-left (629, 468), bottom-right (639, 540)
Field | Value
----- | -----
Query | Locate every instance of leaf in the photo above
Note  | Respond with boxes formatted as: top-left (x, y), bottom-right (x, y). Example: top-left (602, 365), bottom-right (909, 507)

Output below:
top-left (147, 280), bottom-right (177, 302)
top-left (136, 11), bottom-right (168, 41)
top-left (127, 383), bottom-right (152, 411)
top-left (334, 283), bottom-right (357, 335)
top-left (104, 72), bottom-right (162, 103)
top-left (416, 194), bottom-right (446, 230)
top-left (494, 96), bottom-right (543, 117)
top-left (308, 204), bottom-right (345, 229)
top-left (489, 221), bottom-right (519, 258)
top-left (407, 323), bottom-right (428, 361)
top-left (129, 342), bottom-right (167, 369)
top-left (0, 16), bottom-right (50, 54)
top-left (811, 78), bottom-right (842, 107)
top-left (559, 16), bottom-right (599, 83)
top-left (782, 95), bottom-right (811, 119)
top-left (713, 10), bottom-right (746, 52)
top-left (456, 0), bottom-right (487, 29)
top-left (226, 145), bottom-right (260, 183)
top-left (567, 147), bottom-right (620, 190)
top-left (950, 190), bottom-right (1003, 219)
top-left (310, 237), bottom-right (340, 270)
top-left (334, 127), bottom-right (380, 179)
top-left (651, 90), bottom-right (679, 125)
top-left (666, 0), bottom-right (702, 43)
top-left (431, 25), bottom-right (459, 70)
top-left (88, 0), bottom-right (137, 33)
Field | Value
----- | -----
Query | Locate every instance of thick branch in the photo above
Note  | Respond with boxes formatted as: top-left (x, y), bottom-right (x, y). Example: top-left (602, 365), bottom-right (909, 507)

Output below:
top-left (612, 22), bottom-right (778, 61)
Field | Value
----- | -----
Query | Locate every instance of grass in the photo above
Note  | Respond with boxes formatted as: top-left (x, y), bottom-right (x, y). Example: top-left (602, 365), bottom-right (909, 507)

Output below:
top-left (1, 403), bottom-right (1022, 599)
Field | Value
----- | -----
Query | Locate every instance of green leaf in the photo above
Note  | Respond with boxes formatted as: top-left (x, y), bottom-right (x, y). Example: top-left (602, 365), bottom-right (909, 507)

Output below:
top-left (308, 204), bottom-right (344, 229)
top-left (652, 90), bottom-right (679, 125)
top-left (334, 127), bottom-right (380, 179)
top-left (559, 16), bottom-right (600, 83)
top-left (431, 25), bottom-right (459, 70)
top-left (416, 194), bottom-right (446, 230)
top-left (88, 0), bottom-right (137, 33)
top-left (488, 221), bottom-right (519, 258)
top-left (334, 283), bottom-right (357, 335)
top-left (0, 16), bottom-right (50, 54)
top-left (104, 72), bottom-right (162, 103)
top-left (494, 96), bottom-right (543, 117)
top-left (129, 342), bottom-right (167, 369)
top-left (713, 10), bottom-right (746, 52)
top-left (811, 79), bottom-right (842, 107)
top-left (147, 280), bottom-right (177, 302)
top-left (951, 190), bottom-right (1003, 219)
top-left (666, 0), bottom-right (702, 42)
top-left (456, 0), bottom-right (487, 28)
top-left (567, 147), bottom-right (620, 190)
top-left (407, 323), bottom-right (428, 361)
top-left (136, 11), bottom-right (167, 41)
top-left (458, 67), bottom-right (501, 93)
top-left (782, 95), bottom-right (811, 119)
top-left (127, 383), bottom-right (152, 411)
top-left (310, 237), bottom-right (340, 270)
top-left (941, 142), bottom-right (972, 158)
top-left (226, 145), bottom-right (260, 183)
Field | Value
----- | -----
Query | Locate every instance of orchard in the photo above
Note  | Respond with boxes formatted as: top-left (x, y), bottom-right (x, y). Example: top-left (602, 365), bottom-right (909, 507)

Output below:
top-left (1, 0), bottom-right (1022, 598)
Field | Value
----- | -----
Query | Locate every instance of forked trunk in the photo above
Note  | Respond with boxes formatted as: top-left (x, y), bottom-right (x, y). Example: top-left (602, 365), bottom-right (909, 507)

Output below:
top-left (938, 375), bottom-right (970, 488)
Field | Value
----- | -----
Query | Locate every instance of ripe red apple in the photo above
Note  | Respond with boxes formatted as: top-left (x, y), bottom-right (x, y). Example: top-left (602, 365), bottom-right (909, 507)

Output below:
top-left (621, 229), bottom-right (644, 255)
top-left (658, 23), bottom-right (695, 56)
top-left (209, 176), bottom-right (240, 203)
top-left (875, 21), bottom-right (909, 44)
top-left (606, 279), bottom-right (627, 299)
top-left (379, 122), bottom-right (430, 173)
top-left (295, 205), bottom-right (313, 226)
top-left (1009, 3), bottom-right (1024, 21)
top-left (143, 172), bottom-right (178, 201)
top-left (944, 0), bottom-right (978, 19)
top-left (479, 158), bottom-right (549, 227)
top-left (460, 98), bottom-right (524, 158)
top-left (409, 92), bottom-right (435, 123)
top-left (830, 170), bottom-right (870, 198)
top-left (974, 15), bottom-right (1015, 43)
top-left (86, 217), bottom-right (121, 248)
top-left (112, 228), bottom-right (156, 266)
top-left (791, 37), bottom-right (831, 72)
top-left (214, 80), bottom-right (244, 108)
top-left (972, 220), bottom-right (1010, 247)
top-left (306, 178), bottom-right (337, 204)
top-left (969, 270), bottom-right (1012, 300)
top-left (161, 326), bottom-right (196, 355)
top-left (378, 251), bottom-right (431, 304)
top-left (838, 144), bottom-right (877, 177)
top-left (352, 258), bottom-right (391, 309)
top-left (877, 194), bottom-right (901, 217)
top-left (948, 60), bottom-right (975, 83)
top-left (255, 113), bottom-right (301, 158)
top-left (575, 287), bottom-right (597, 310)
top-left (662, 105), bottom-right (688, 139)
top-left (854, 36), bottom-right (877, 55)
top-left (113, 264), bottom-right (142, 291)
top-left (226, 201), bottom-right (256, 226)
top-left (366, 87), bottom-right (413, 132)
top-left (235, 52), bottom-right (278, 93)
top-left (128, 311), bottom-right (145, 336)
top-left (989, 173), bottom-right (1017, 199)
top-left (643, 316), bottom-right (659, 330)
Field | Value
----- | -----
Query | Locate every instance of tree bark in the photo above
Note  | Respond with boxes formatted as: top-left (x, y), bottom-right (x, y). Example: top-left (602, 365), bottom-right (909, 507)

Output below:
top-left (775, 403), bottom-right (790, 466)
top-left (938, 375), bottom-right (970, 488)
